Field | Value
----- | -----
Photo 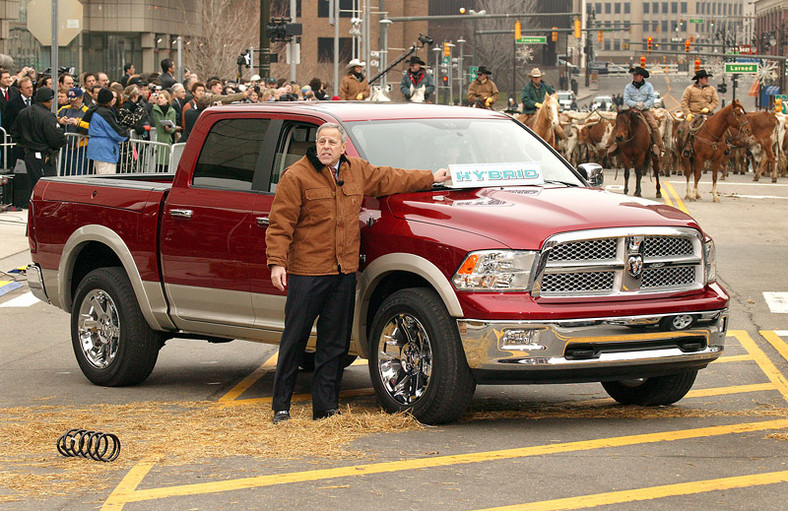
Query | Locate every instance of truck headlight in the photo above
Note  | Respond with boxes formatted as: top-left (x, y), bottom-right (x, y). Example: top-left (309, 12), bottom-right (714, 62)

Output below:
top-left (703, 237), bottom-right (716, 284)
top-left (452, 250), bottom-right (537, 291)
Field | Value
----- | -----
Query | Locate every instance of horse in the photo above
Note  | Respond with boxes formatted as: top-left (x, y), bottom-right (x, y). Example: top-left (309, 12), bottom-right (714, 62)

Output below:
top-left (680, 99), bottom-right (751, 202)
top-left (613, 108), bottom-right (661, 198)
top-left (522, 93), bottom-right (562, 150)
top-left (409, 83), bottom-right (426, 103)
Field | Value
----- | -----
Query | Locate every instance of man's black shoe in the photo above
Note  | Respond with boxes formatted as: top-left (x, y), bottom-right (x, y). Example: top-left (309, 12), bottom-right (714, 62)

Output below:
top-left (313, 408), bottom-right (341, 420)
top-left (272, 410), bottom-right (290, 424)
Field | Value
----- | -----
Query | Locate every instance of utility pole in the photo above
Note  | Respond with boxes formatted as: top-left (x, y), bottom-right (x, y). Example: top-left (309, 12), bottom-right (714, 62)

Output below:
top-left (259, 0), bottom-right (271, 79)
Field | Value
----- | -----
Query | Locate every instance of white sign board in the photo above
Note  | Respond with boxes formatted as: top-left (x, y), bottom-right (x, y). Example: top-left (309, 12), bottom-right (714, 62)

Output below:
top-left (26, 0), bottom-right (84, 47)
top-left (446, 162), bottom-right (544, 188)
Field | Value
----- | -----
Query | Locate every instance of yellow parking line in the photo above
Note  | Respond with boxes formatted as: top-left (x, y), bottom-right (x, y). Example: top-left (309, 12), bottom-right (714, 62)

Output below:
top-left (100, 458), bottom-right (159, 511)
top-left (730, 330), bottom-right (788, 402)
top-left (663, 180), bottom-right (689, 214)
top-left (107, 419), bottom-right (788, 504)
top-left (473, 470), bottom-right (788, 511)
top-left (760, 330), bottom-right (788, 364)
top-left (217, 352), bottom-right (278, 403)
top-left (686, 382), bottom-right (776, 398)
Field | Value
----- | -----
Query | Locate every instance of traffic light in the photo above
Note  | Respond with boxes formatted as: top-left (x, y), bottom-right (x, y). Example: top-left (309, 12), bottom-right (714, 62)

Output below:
top-left (515, 20), bottom-right (521, 41)
top-left (574, 19), bottom-right (581, 39)
top-left (640, 55), bottom-right (646, 68)
top-left (685, 40), bottom-right (691, 52)
top-left (717, 82), bottom-right (727, 94)
top-left (443, 42), bottom-right (451, 57)
top-left (598, 31), bottom-right (603, 43)
top-left (695, 59), bottom-right (701, 74)
top-left (552, 26), bottom-right (558, 42)
top-left (265, 17), bottom-right (302, 42)
top-left (442, 75), bottom-right (448, 84)
top-left (647, 36), bottom-right (653, 51)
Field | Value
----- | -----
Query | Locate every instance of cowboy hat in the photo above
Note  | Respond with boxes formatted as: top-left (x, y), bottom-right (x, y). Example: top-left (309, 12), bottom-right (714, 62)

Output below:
top-left (527, 68), bottom-right (544, 78)
top-left (477, 65), bottom-right (492, 76)
top-left (407, 55), bottom-right (426, 66)
top-left (628, 66), bottom-right (650, 78)
top-left (345, 58), bottom-right (366, 70)
top-left (691, 69), bottom-right (713, 81)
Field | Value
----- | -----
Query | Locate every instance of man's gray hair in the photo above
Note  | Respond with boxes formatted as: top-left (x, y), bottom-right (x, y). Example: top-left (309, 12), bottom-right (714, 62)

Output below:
top-left (317, 122), bottom-right (347, 144)
top-left (172, 83), bottom-right (185, 93)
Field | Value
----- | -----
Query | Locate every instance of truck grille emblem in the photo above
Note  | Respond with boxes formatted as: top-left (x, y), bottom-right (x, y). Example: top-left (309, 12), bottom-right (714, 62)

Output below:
top-left (626, 255), bottom-right (643, 278)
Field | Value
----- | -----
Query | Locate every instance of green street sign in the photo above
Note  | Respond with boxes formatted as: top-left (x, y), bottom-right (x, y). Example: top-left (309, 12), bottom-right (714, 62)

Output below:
top-left (724, 62), bottom-right (757, 74)
top-left (469, 65), bottom-right (478, 82)
top-left (442, 56), bottom-right (450, 65)
top-left (689, 18), bottom-right (703, 24)
top-left (516, 36), bottom-right (547, 45)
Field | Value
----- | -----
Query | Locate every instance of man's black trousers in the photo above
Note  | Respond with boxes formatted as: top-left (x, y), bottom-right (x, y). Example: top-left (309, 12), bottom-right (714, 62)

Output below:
top-left (271, 272), bottom-right (356, 414)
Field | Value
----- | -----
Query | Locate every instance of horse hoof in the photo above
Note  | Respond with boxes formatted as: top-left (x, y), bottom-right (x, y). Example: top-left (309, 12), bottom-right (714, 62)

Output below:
top-left (656, 191), bottom-right (662, 199)
top-left (713, 197), bottom-right (720, 203)
top-left (772, 178), bottom-right (778, 183)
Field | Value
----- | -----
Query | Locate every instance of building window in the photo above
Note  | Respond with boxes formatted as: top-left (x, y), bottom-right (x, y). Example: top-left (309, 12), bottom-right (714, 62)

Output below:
top-left (681, 2), bottom-right (687, 14)
top-left (615, 3), bottom-right (621, 14)
top-left (662, 2), bottom-right (668, 14)
top-left (652, 20), bottom-right (659, 32)
top-left (644, 3), bottom-right (649, 14)
top-left (317, 37), bottom-right (352, 63)
top-left (604, 40), bottom-right (610, 50)
top-left (595, 3), bottom-right (602, 15)
top-left (661, 20), bottom-right (668, 33)
top-left (318, 0), bottom-right (352, 18)
top-left (671, 2), bottom-right (677, 14)
top-left (614, 39), bottom-right (621, 50)
top-left (605, 3), bottom-right (611, 14)
top-left (625, 4), bottom-right (630, 14)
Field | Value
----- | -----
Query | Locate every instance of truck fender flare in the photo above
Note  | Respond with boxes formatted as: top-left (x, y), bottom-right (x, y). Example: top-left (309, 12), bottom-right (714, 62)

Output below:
top-left (356, 253), bottom-right (463, 355)
top-left (59, 225), bottom-right (175, 331)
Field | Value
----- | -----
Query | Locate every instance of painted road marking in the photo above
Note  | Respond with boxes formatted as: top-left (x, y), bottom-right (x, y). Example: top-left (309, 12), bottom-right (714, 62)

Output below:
top-left (216, 352), bottom-right (278, 404)
top-left (763, 292), bottom-right (788, 313)
top-left (473, 470), bottom-right (788, 511)
top-left (761, 330), bottom-right (788, 364)
top-left (0, 280), bottom-right (23, 297)
top-left (100, 458), bottom-right (160, 511)
top-left (712, 354), bottom-right (754, 363)
top-left (662, 181), bottom-right (689, 214)
top-left (0, 291), bottom-right (39, 308)
top-left (99, 419), bottom-right (788, 506)
top-left (668, 180), bottom-right (788, 187)
top-left (219, 387), bottom-right (375, 407)
top-left (730, 330), bottom-right (788, 402)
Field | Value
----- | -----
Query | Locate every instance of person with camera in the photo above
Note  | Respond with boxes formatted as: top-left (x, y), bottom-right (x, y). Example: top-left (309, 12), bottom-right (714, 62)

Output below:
top-left (57, 88), bottom-right (89, 175)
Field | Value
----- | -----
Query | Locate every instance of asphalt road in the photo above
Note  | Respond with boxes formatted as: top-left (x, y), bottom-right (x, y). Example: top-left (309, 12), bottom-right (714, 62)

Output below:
top-left (1, 172), bottom-right (787, 510)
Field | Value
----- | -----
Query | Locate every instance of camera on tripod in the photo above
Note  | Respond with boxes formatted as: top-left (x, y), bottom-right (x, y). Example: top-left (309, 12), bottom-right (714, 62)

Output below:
top-left (265, 17), bottom-right (303, 42)
top-left (418, 33), bottom-right (434, 46)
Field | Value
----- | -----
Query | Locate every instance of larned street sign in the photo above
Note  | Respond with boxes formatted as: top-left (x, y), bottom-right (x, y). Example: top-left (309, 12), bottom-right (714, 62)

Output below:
top-left (516, 36), bottom-right (547, 45)
top-left (689, 18), bottom-right (703, 24)
top-left (724, 62), bottom-right (758, 74)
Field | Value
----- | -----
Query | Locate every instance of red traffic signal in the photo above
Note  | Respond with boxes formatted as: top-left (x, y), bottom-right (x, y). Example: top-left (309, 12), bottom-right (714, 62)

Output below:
top-left (442, 75), bottom-right (448, 84)
top-left (694, 59), bottom-right (701, 73)
top-left (640, 55), bottom-right (646, 68)
top-left (647, 36), bottom-right (653, 51)
top-left (685, 40), bottom-right (691, 52)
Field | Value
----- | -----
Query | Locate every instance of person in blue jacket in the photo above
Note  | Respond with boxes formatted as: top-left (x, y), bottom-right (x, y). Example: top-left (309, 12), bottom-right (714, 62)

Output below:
top-left (607, 67), bottom-right (665, 157)
top-left (82, 88), bottom-right (129, 174)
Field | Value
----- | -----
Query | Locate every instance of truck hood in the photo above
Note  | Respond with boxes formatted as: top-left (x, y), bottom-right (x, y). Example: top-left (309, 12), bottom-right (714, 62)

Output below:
top-left (387, 186), bottom-right (700, 249)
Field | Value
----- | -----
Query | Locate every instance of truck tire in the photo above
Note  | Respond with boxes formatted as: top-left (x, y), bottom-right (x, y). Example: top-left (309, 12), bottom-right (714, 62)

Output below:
top-left (601, 370), bottom-right (698, 406)
top-left (299, 352), bottom-right (357, 372)
top-left (368, 288), bottom-right (476, 424)
top-left (71, 267), bottom-right (162, 386)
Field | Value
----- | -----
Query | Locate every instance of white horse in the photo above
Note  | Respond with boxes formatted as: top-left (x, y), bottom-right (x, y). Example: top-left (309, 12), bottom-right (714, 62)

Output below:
top-left (409, 84), bottom-right (426, 103)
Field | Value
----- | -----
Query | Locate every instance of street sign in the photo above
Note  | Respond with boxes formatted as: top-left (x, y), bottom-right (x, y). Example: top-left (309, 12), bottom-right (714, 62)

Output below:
top-left (442, 56), bottom-right (450, 65)
top-left (516, 36), bottom-right (547, 45)
top-left (689, 18), bottom-right (703, 24)
top-left (469, 66), bottom-right (478, 82)
top-left (738, 45), bottom-right (753, 54)
top-left (724, 62), bottom-right (757, 74)
top-left (26, 0), bottom-right (83, 47)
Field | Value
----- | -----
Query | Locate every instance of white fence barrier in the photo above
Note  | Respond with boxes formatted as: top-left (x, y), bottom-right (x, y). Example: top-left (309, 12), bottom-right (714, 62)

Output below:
top-left (58, 132), bottom-right (174, 176)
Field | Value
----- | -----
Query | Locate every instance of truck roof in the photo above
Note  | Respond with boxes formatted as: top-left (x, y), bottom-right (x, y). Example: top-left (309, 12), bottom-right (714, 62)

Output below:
top-left (204, 102), bottom-right (511, 123)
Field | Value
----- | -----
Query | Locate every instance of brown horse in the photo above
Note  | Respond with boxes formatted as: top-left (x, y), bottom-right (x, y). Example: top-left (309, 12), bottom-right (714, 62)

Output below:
top-left (680, 99), bottom-right (750, 202)
top-left (518, 93), bottom-right (562, 150)
top-left (614, 109), bottom-right (661, 198)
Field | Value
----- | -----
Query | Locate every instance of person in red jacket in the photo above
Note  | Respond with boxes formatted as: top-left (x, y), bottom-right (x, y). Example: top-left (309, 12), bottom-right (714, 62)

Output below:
top-left (265, 122), bottom-right (448, 424)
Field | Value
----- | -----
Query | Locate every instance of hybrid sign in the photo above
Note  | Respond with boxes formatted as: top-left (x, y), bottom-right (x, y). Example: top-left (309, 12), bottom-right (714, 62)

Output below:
top-left (447, 162), bottom-right (544, 188)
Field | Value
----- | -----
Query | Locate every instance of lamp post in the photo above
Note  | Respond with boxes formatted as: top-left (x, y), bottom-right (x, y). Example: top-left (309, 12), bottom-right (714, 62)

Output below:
top-left (457, 37), bottom-right (466, 103)
top-left (433, 46), bottom-right (442, 103)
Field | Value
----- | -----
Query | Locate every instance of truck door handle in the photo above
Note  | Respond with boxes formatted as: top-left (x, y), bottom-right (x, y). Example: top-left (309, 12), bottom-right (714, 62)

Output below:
top-left (256, 216), bottom-right (270, 227)
top-left (169, 209), bottom-right (193, 219)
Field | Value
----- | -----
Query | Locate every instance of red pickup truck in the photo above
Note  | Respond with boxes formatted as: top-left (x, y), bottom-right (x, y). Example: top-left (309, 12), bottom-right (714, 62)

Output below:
top-left (27, 103), bottom-right (728, 424)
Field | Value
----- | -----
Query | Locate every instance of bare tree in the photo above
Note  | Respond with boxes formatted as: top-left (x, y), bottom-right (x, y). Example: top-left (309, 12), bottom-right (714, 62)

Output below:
top-left (180, 0), bottom-right (259, 81)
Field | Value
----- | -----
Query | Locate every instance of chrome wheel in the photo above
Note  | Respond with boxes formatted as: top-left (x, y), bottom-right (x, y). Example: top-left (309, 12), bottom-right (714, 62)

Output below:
top-left (77, 289), bottom-right (120, 369)
top-left (376, 313), bottom-right (433, 405)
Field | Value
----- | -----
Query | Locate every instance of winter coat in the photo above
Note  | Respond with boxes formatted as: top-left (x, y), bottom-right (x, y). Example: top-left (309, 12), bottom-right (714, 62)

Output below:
top-left (623, 80), bottom-right (656, 110)
top-left (85, 106), bottom-right (129, 163)
top-left (520, 81), bottom-right (555, 114)
top-left (400, 70), bottom-right (435, 101)
top-left (266, 147), bottom-right (434, 275)
top-left (339, 73), bottom-right (370, 100)
top-left (467, 77), bottom-right (499, 105)
top-left (680, 83), bottom-right (720, 115)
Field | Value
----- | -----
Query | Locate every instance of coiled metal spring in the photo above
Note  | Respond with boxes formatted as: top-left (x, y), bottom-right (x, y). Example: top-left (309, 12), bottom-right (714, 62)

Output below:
top-left (57, 429), bottom-right (121, 462)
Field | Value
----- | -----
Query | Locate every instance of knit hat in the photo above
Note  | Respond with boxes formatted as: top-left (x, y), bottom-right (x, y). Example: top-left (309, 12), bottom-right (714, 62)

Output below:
top-left (97, 87), bottom-right (114, 105)
top-left (34, 86), bottom-right (55, 102)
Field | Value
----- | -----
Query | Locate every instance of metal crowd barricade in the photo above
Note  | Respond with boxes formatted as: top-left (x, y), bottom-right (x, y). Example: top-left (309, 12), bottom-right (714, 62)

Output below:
top-left (0, 127), bottom-right (15, 169)
top-left (58, 132), bottom-right (175, 176)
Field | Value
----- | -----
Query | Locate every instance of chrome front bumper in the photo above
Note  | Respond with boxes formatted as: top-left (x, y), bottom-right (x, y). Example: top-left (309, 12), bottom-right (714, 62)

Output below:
top-left (26, 263), bottom-right (50, 304)
top-left (458, 309), bottom-right (727, 383)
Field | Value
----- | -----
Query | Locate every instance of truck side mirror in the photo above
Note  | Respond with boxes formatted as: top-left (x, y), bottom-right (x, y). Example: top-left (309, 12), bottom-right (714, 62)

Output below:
top-left (577, 163), bottom-right (604, 187)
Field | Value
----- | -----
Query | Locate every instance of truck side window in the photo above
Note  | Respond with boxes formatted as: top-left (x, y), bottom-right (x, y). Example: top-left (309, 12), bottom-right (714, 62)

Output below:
top-left (269, 124), bottom-right (318, 193)
top-left (193, 118), bottom-right (270, 191)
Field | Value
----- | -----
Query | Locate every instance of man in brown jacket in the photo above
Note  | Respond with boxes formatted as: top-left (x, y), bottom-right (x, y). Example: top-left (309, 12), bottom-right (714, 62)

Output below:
top-left (679, 69), bottom-right (720, 156)
top-left (467, 66), bottom-right (499, 108)
top-left (339, 59), bottom-right (370, 100)
top-left (265, 122), bottom-right (448, 424)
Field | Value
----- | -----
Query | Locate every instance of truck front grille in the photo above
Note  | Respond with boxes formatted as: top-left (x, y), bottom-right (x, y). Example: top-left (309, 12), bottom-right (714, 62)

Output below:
top-left (534, 228), bottom-right (705, 300)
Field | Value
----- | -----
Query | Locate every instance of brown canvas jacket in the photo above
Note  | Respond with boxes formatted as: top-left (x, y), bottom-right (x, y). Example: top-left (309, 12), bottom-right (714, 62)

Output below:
top-left (339, 74), bottom-right (370, 100)
top-left (266, 147), bottom-right (434, 275)
top-left (680, 84), bottom-right (719, 116)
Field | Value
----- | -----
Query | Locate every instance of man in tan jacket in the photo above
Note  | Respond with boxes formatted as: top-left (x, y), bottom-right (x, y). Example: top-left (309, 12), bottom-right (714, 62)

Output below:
top-left (339, 59), bottom-right (370, 100)
top-left (467, 66), bottom-right (499, 108)
top-left (679, 69), bottom-right (719, 156)
top-left (265, 122), bottom-right (448, 424)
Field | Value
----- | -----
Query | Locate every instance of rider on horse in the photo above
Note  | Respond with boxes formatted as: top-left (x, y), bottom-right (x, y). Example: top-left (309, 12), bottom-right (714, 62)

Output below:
top-left (400, 55), bottom-right (435, 102)
top-left (520, 67), bottom-right (555, 125)
top-left (467, 66), bottom-right (499, 109)
top-left (679, 69), bottom-right (719, 157)
top-left (607, 66), bottom-right (666, 157)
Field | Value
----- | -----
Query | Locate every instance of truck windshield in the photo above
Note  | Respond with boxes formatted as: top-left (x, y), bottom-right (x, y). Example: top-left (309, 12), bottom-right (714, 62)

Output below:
top-left (343, 118), bottom-right (582, 186)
